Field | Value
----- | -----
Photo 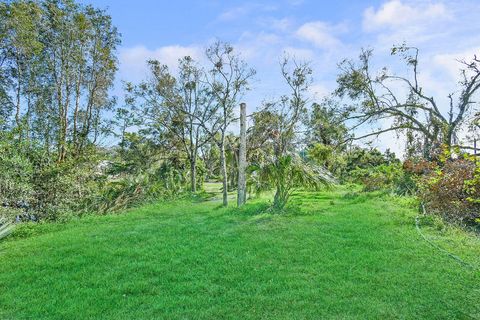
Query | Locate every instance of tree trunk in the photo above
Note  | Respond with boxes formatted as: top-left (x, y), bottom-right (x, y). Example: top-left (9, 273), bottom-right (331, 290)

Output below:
top-left (446, 127), bottom-right (454, 148)
top-left (237, 103), bottom-right (247, 207)
top-left (190, 158), bottom-right (197, 193)
top-left (219, 135), bottom-right (228, 207)
top-left (15, 82), bottom-right (21, 130)
top-left (15, 60), bottom-right (22, 134)
top-left (273, 185), bottom-right (286, 210)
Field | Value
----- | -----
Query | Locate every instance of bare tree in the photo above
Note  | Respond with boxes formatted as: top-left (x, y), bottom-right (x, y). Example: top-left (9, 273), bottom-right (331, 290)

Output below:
top-left (336, 44), bottom-right (480, 158)
top-left (200, 41), bottom-right (255, 206)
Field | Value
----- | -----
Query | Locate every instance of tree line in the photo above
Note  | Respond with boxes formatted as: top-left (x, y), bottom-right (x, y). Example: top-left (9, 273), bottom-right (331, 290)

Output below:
top-left (2, 0), bottom-right (480, 226)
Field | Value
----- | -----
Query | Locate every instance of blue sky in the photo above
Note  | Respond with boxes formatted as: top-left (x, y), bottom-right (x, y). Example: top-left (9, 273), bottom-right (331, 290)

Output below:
top-left (81, 0), bottom-right (480, 155)
top-left (81, 1), bottom-right (382, 46)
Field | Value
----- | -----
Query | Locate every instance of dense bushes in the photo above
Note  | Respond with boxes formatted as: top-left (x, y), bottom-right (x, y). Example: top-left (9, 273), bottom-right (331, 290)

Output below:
top-left (307, 144), bottom-right (416, 194)
top-left (350, 163), bottom-right (405, 193)
top-left (419, 156), bottom-right (480, 225)
top-left (1, 154), bottom-right (193, 222)
top-left (93, 160), bottom-right (190, 213)
top-left (32, 157), bottom-right (103, 221)
top-left (0, 137), bottom-right (34, 219)
top-left (338, 147), bottom-right (480, 227)
top-left (0, 139), bottom-right (103, 221)
top-left (0, 132), bottom-right (194, 222)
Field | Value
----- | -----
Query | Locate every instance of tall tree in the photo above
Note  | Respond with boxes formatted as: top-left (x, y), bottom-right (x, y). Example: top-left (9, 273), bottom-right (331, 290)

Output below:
top-left (0, 0), bottom-right (119, 159)
top-left (336, 45), bottom-right (480, 158)
top-left (129, 56), bottom-right (214, 192)
top-left (250, 57), bottom-right (331, 210)
top-left (0, 0), bottom-right (42, 136)
top-left (40, 1), bottom-right (119, 160)
top-left (201, 41), bottom-right (255, 206)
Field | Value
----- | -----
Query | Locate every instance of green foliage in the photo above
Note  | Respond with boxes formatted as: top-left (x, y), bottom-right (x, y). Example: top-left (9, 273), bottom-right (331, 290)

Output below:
top-left (349, 163), bottom-right (409, 193)
top-left (32, 156), bottom-right (102, 221)
top-left (0, 131), bottom-right (105, 221)
top-left (0, 0), bottom-right (126, 223)
top-left (344, 147), bottom-right (399, 172)
top-left (306, 142), bottom-right (350, 178)
top-left (320, 146), bottom-right (419, 195)
top-left (307, 143), bottom-right (333, 166)
top-left (249, 154), bottom-right (332, 210)
top-left (464, 160), bottom-right (480, 206)
top-left (311, 145), bottom-right (402, 185)
top-left (307, 100), bottom-right (350, 148)
top-left (419, 151), bottom-right (480, 225)
top-left (0, 134), bottom-right (34, 219)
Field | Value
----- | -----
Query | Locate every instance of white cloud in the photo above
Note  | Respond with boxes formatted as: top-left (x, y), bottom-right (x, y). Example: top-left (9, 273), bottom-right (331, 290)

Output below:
top-left (363, 0), bottom-right (450, 32)
top-left (218, 4), bottom-right (277, 22)
top-left (309, 83), bottom-right (330, 99)
top-left (261, 17), bottom-right (293, 32)
top-left (218, 6), bottom-right (251, 21)
top-left (118, 45), bottom-right (201, 81)
top-left (235, 31), bottom-right (283, 62)
top-left (433, 47), bottom-right (480, 79)
top-left (296, 21), bottom-right (346, 50)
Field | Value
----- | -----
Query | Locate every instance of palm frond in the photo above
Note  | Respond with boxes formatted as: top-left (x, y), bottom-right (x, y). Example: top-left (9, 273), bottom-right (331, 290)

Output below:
top-left (0, 217), bottom-right (14, 240)
top-left (248, 154), bottom-right (335, 210)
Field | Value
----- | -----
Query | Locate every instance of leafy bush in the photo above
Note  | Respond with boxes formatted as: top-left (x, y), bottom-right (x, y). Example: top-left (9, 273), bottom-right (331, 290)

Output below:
top-left (92, 160), bottom-right (189, 213)
top-left (310, 146), bottom-right (402, 183)
top-left (0, 137), bottom-right (34, 220)
top-left (348, 162), bottom-right (418, 195)
top-left (32, 158), bottom-right (103, 221)
top-left (0, 136), bottom-right (105, 221)
top-left (419, 157), bottom-right (480, 225)
top-left (350, 163), bottom-right (401, 192)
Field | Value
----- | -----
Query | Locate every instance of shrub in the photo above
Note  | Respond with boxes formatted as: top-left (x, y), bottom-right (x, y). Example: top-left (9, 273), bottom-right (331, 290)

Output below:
top-left (0, 139), bottom-right (34, 220)
top-left (0, 136), bottom-right (106, 222)
top-left (92, 160), bottom-right (189, 213)
top-left (419, 158), bottom-right (480, 225)
top-left (32, 158), bottom-right (103, 220)
top-left (348, 162), bottom-right (419, 195)
top-left (349, 163), bottom-right (401, 192)
top-left (403, 158), bottom-right (436, 175)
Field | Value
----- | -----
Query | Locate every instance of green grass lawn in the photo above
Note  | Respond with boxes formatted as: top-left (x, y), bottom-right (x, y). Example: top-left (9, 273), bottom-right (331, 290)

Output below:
top-left (1, 189), bottom-right (480, 319)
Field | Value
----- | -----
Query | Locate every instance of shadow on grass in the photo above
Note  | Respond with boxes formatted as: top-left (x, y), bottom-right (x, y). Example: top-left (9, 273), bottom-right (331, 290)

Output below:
top-left (341, 190), bottom-right (390, 204)
top-left (211, 189), bottom-right (345, 217)
top-left (225, 201), bottom-right (330, 217)
top-left (282, 203), bottom-right (331, 216)
top-left (290, 192), bottom-right (333, 201)
top-left (226, 202), bottom-right (271, 216)
top-left (189, 191), bottom-right (218, 202)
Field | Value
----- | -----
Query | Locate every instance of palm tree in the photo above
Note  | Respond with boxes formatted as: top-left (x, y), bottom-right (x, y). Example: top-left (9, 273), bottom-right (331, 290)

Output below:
top-left (249, 154), bottom-right (333, 210)
top-left (248, 57), bottom-right (335, 211)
